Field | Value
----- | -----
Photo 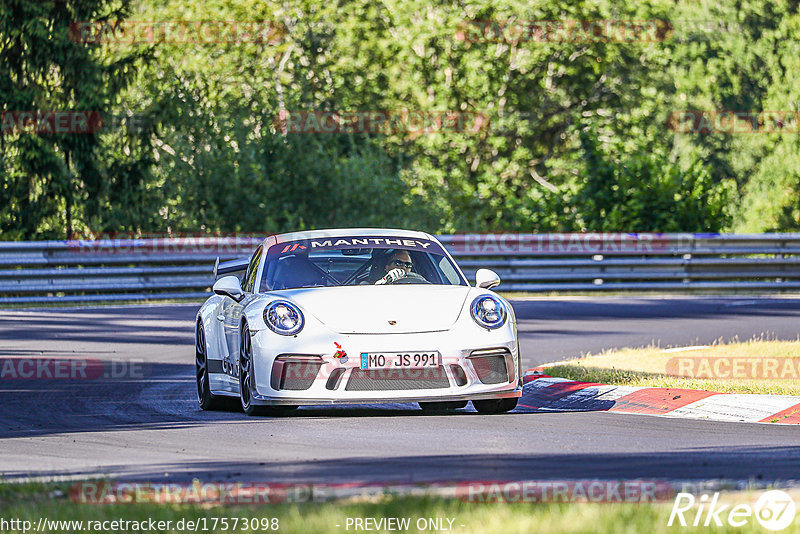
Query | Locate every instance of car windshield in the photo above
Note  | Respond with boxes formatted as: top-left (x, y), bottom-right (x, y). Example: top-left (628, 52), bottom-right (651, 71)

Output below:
top-left (260, 236), bottom-right (467, 291)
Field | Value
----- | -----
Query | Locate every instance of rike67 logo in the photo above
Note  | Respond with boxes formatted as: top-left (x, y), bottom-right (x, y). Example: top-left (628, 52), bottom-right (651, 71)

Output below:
top-left (669, 490), bottom-right (796, 531)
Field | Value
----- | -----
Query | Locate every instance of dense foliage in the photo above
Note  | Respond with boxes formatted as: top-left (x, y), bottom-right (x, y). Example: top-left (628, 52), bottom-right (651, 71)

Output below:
top-left (1, 0), bottom-right (798, 238)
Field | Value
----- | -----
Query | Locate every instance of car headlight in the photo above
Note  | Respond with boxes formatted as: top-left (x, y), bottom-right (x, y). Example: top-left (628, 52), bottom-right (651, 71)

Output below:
top-left (264, 300), bottom-right (304, 335)
top-left (470, 295), bottom-right (507, 329)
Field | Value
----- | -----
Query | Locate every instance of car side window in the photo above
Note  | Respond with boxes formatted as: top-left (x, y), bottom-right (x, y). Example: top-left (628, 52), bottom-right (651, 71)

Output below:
top-left (438, 256), bottom-right (461, 285)
top-left (242, 245), bottom-right (263, 293)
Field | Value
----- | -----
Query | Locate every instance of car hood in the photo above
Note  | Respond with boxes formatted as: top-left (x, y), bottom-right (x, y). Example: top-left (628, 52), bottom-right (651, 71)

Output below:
top-left (278, 285), bottom-right (471, 334)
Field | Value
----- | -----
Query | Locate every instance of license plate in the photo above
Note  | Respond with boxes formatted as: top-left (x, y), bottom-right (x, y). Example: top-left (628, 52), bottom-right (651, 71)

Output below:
top-left (360, 352), bottom-right (440, 370)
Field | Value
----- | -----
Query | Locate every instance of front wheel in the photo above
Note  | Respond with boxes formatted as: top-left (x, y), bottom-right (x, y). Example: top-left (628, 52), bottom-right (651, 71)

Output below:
top-left (196, 322), bottom-right (226, 411)
top-left (472, 398), bottom-right (518, 414)
top-left (239, 325), bottom-right (298, 417)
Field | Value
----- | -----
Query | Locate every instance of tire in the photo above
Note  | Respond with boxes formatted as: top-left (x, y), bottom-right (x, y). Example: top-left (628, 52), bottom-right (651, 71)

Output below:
top-left (196, 322), bottom-right (226, 411)
top-left (419, 401), bottom-right (468, 412)
top-left (472, 397), bottom-right (518, 414)
top-left (239, 324), bottom-right (298, 417)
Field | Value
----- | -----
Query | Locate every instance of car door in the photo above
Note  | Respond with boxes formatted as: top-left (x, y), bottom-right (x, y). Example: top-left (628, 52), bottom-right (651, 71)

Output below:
top-left (221, 245), bottom-right (263, 384)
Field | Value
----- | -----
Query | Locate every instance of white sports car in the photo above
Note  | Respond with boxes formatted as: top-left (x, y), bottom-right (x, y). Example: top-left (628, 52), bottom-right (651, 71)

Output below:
top-left (195, 228), bottom-right (521, 416)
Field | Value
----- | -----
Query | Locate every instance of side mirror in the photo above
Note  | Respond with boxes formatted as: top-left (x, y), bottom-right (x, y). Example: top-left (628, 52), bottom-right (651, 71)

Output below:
top-left (475, 269), bottom-right (501, 290)
top-left (213, 275), bottom-right (244, 302)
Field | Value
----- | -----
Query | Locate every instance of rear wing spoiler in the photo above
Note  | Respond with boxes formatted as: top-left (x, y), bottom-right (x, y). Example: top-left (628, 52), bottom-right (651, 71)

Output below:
top-left (213, 257), bottom-right (249, 279)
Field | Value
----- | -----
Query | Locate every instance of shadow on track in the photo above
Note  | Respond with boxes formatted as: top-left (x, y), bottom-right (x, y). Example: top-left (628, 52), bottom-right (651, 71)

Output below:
top-left (0, 305), bottom-right (197, 346)
top-left (4, 447), bottom-right (800, 484)
top-left (0, 362), bottom-right (520, 440)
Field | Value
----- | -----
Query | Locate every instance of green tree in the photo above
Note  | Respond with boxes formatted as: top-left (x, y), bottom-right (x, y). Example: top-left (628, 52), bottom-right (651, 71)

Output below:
top-left (666, 0), bottom-right (800, 232)
top-left (0, 0), bottom-right (151, 238)
top-left (571, 131), bottom-right (731, 232)
top-left (3, 0), bottom-right (796, 238)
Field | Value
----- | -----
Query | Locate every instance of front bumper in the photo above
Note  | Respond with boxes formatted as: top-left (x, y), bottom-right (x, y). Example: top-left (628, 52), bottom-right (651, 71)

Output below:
top-left (248, 328), bottom-right (521, 406)
top-left (251, 388), bottom-right (521, 406)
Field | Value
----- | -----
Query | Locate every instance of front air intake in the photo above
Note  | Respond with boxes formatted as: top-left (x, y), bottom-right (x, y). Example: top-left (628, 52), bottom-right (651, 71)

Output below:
top-left (345, 367), bottom-right (450, 391)
top-left (468, 348), bottom-right (513, 384)
top-left (325, 367), bottom-right (346, 390)
top-left (449, 364), bottom-right (468, 386)
top-left (271, 355), bottom-right (323, 390)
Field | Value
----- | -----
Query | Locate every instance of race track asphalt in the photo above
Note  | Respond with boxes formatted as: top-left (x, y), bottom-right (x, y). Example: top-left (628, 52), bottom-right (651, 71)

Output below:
top-left (1, 296), bottom-right (799, 485)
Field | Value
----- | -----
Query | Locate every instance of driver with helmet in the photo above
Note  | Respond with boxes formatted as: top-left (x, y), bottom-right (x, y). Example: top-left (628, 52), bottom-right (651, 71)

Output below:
top-left (374, 250), bottom-right (414, 285)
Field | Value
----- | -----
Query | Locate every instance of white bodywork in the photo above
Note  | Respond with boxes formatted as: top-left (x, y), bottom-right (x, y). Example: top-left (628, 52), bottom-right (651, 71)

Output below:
top-left (196, 228), bottom-right (522, 406)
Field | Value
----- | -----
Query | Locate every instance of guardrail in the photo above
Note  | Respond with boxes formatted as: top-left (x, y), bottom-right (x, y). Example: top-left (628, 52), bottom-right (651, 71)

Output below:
top-left (0, 233), bottom-right (799, 303)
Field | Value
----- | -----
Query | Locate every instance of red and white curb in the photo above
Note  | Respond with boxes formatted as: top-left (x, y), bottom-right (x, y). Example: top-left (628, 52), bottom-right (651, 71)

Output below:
top-left (521, 372), bottom-right (800, 425)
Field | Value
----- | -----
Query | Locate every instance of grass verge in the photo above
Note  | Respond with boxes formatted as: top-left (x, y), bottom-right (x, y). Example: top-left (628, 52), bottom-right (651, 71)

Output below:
top-left (543, 338), bottom-right (800, 396)
top-left (0, 482), bottom-right (794, 534)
